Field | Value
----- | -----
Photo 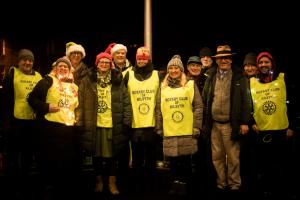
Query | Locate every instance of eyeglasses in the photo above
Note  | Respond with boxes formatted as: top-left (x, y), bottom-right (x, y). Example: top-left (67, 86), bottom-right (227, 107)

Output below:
top-left (99, 61), bottom-right (110, 64)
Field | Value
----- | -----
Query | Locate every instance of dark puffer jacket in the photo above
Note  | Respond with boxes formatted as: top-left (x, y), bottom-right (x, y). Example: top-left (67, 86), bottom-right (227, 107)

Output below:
top-left (77, 68), bottom-right (132, 156)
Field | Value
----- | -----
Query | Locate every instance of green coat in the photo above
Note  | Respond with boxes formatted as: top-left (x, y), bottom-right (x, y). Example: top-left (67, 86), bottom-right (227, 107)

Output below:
top-left (77, 68), bottom-right (132, 156)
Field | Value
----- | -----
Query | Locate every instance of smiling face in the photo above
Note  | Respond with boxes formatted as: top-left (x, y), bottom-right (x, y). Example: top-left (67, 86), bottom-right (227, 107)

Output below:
top-left (244, 64), bottom-right (258, 77)
top-left (18, 58), bottom-right (34, 74)
top-left (55, 62), bottom-right (70, 79)
top-left (187, 62), bottom-right (201, 76)
top-left (215, 56), bottom-right (232, 71)
top-left (257, 56), bottom-right (272, 74)
top-left (112, 49), bottom-right (127, 68)
top-left (69, 51), bottom-right (83, 68)
top-left (97, 57), bottom-right (111, 74)
top-left (168, 65), bottom-right (182, 79)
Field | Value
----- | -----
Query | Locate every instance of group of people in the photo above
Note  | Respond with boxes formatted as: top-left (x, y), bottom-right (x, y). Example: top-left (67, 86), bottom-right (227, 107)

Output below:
top-left (0, 41), bottom-right (297, 200)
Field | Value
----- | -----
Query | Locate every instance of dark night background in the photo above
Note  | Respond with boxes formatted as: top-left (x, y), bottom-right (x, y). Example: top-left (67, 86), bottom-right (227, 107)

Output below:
top-left (1, 1), bottom-right (300, 199)
top-left (1, 1), bottom-right (299, 96)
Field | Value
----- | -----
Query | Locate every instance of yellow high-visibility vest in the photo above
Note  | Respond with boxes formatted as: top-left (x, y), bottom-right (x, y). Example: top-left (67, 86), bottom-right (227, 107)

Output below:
top-left (45, 75), bottom-right (78, 126)
top-left (128, 70), bottom-right (159, 128)
top-left (161, 80), bottom-right (194, 137)
top-left (13, 67), bottom-right (42, 119)
top-left (96, 84), bottom-right (113, 127)
top-left (250, 73), bottom-right (288, 130)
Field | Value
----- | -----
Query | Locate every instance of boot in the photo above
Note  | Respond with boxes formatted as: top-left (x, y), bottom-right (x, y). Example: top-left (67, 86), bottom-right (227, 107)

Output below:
top-left (95, 176), bottom-right (103, 193)
top-left (108, 176), bottom-right (120, 195)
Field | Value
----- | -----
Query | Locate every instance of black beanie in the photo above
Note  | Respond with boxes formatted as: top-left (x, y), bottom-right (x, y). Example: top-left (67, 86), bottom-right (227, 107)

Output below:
top-left (199, 47), bottom-right (213, 57)
top-left (243, 53), bottom-right (257, 66)
top-left (18, 49), bottom-right (34, 61)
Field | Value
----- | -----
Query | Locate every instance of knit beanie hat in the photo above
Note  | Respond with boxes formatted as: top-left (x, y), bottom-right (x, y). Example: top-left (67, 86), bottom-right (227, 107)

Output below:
top-left (256, 52), bottom-right (274, 67)
top-left (65, 42), bottom-right (86, 58)
top-left (54, 56), bottom-right (72, 69)
top-left (199, 47), bottom-right (213, 58)
top-left (136, 46), bottom-right (151, 61)
top-left (167, 55), bottom-right (184, 72)
top-left (95, 52), bottom-right (113, 67)
top-left (187, 56), bottom-right (201, 65)
top-left (110, 44), bottom-right (127, 55)
top-left (18, 49), bottom-right (34, 61)
top-left (243, 52), bottom-right (257, 66)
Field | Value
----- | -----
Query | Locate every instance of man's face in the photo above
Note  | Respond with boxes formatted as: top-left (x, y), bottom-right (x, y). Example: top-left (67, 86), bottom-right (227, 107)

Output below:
top-left (216, 56), bottom-right (232, 71)
top-left (187, 62), bottom-right (201, 76)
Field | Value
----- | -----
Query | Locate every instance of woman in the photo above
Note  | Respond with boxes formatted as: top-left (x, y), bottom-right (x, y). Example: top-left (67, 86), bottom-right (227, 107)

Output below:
top-left (28, 56), bottom-right (80, 199)
top-left (155, 55), bottom-right (203, 196)
top-left (77, 52), bottom-right (132, 195)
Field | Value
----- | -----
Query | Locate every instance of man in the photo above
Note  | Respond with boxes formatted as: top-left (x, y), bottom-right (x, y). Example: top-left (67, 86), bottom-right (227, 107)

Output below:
top-left (3, 49), bottom-right (42, 198)
top-left (250, 51), bottom-right (296, 199)
top-left (199, 47), bottom-right (215, 93)
top-left (202, 44), bottom-right (251, 197)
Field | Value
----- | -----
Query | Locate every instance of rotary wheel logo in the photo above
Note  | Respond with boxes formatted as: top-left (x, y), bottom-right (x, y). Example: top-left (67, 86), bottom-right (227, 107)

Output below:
top-left (172, 111), bottom-right (183, 123)
top-left (139, 103), bottom-right (149, 114)
top-left (262, 100), bottom-right (276, 115)
top-left (58, 99), bottom-right (70, 108)
top-left (98, 101), bottom-right (108, 113)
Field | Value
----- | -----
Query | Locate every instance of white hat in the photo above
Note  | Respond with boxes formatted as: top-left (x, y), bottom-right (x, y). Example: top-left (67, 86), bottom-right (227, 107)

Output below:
top-left (65, 43), bottom-right (86, 58)
top-left (110, 44), bottom-right (127, 55)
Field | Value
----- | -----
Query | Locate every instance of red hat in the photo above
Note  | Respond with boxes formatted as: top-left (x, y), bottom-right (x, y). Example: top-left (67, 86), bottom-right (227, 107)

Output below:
top-left (136, 46), bottom-right (151, 61)
top-left (257, 51), bottom-right (276, 69)
top-left (105, 42), bottom-right (116, 54)
top-left (95, 52), bottom-right (114, 68)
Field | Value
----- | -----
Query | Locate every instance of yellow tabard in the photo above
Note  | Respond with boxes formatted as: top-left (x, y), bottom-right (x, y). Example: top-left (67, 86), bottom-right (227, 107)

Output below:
top-left (250, 73), bottom-right (288, 130)
top-left (96, 84), bottom-right (112, 127)
top-left (13, 67), bottom-right (42, 119)
top-left (161, 80), bottom-right (194, 137)
top-left (127, 70), bottom-right (159, 128)
top-left (45, 75), bottom-right (78, 126)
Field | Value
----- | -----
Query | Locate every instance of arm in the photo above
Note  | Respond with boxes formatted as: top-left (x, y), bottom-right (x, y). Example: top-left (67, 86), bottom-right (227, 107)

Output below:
top-left (240, 77), bottom-right (251, 134)
top-left (28, 76), bottom-right (52, 117)
top-left (155, 86), bottom-right (163, 135)
top-left (122, 81), bottom-right (132, 127)
top-left (192, 83), bottom-right (203, 134)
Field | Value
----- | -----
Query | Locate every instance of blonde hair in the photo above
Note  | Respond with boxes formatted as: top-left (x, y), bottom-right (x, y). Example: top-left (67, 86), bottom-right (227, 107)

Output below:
top-left (162, 72), bottom-right (187, 88)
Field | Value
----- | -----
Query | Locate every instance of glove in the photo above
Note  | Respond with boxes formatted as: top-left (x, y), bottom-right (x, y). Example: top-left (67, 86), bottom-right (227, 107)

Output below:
top-left (192, 128), bottom-right (201, 138)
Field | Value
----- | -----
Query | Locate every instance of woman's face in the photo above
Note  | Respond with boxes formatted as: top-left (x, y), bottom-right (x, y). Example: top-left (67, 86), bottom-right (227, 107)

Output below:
top-left (69, 51), bottom-right (83, 67)
top-left (258, 56), bottom-right (272, 74)
top-left (55, 62), bottom-right (70, 78)
top-left (97, 58), bottom-right (111, 73)
top-left (244, 64), bottom-right (258, 77)
top-left (168, 65), bottom-right (182, 79)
